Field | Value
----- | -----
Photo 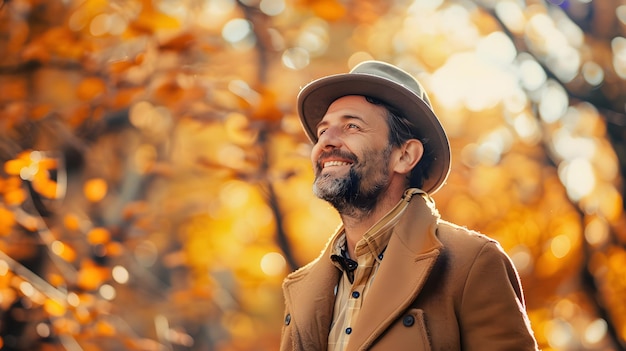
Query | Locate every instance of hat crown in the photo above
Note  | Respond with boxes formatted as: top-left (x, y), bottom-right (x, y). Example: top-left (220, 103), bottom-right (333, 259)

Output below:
top-left (350, 61), bottom-right (433, 108)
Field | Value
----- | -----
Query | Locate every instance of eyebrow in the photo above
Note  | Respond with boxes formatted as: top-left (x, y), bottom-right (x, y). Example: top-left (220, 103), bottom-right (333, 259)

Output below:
top-left (316, 115), bottom-right (368, 131)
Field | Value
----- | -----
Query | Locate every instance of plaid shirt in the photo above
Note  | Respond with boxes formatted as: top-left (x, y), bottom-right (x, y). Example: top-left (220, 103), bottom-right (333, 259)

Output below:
top-left (327, 190), bottom-right (415, 351)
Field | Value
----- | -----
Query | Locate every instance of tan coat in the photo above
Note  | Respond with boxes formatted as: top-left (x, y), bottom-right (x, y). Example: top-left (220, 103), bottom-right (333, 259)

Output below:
top-left (280, 194), bottom-right (539, 350)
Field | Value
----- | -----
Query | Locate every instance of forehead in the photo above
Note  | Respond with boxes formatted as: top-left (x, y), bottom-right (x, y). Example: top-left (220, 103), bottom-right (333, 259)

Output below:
top-left (320, 95), bottom-right (388, 125)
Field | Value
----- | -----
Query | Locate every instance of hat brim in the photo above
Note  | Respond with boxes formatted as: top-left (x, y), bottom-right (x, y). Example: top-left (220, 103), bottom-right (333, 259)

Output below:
top-left (297, 73), bottom-right (450, 194)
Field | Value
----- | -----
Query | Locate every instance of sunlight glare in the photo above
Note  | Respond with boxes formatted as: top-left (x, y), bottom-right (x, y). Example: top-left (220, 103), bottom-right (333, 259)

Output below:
top-left (584, 319), bottom-right (608, 345)
top-left (112, 265), bottom-right (130, 284)
top-left (558, 158), bottom-right (596, 201)
top-left (222, 19), bottom-right (252, 43)
top-left (476, 32), bottom-right (517, 66)
top-left (495, 1), bottom-right (526, 33)
top-left (260, 0), bottom-right (285, 16)
top-left (518, 57), bottom-right (547, 91)
top-left (539, 82), bottom-right (568, 123)
top-left (260, 252), bottom-right (286, 276)
top-left (550, 234), bottom-right (571, 259)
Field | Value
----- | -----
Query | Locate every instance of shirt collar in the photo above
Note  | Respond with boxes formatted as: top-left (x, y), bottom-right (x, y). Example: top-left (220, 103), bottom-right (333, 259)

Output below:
top-left (330, 188), bottom-right (425, 268)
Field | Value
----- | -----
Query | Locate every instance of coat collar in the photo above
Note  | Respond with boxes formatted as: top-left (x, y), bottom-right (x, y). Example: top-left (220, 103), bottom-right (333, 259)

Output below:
top-left (282, 189), bottom-right (444, 350)
top-left (347, 191), bottom-right (443, 350)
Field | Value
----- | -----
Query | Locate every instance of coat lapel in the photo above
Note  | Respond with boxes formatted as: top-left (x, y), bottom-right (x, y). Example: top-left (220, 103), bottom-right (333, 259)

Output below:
top-left (282, 233), bottom-right (342, 350)
top-left (346, 194), bottom-right (444, 350)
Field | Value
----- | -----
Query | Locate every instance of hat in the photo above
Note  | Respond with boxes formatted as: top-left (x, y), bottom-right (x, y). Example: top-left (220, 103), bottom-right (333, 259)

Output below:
top-left (297, 60), bottom-right (451, 194)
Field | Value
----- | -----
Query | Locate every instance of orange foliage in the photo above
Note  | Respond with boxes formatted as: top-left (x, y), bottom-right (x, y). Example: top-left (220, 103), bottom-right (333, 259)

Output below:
top-left (4, 157), bottom-right (29, 176)
top-left (63, 214), bottom-right (81, 231)
top-left (0, 206), bottom-right (16, 235)
top-left (44, 298), bottom-right (67, 317)
top-left (95, 320), bottom-right (116, 336)
top-left (84, 178), bottom-right (108, 202)
top-left (3, 187), bottom-right (27, 206)
top-left (32, 103), bottom-right (53, 120)
top-left (302, 0), bottom-right (347, 21)
top-left (87, 227), bottom-right (111, 245)
top-left (54, 241), bottom-right (78, 262)
top-left (250, 86), bottom-right (283, 122)
top-left (76, 260), bottom-right (109, 291)
top-left (77, 77), bottom-right (107, 101)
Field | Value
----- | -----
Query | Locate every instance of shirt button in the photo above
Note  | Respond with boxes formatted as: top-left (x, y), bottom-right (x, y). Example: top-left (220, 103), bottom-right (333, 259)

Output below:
top-left (284, 314), bottom-right (291, 325)
top-left (345, 327), bottom-right (352, 334)
top-left (378, 253), bottom-right (384, 260)
top-left (351, 291), bottom-right (360, 298)
top-left (403, 315), bottom-right (415, 327)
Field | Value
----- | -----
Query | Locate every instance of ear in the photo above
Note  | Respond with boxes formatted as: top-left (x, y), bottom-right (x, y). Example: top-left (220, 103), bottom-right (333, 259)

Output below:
top-left (392, 139), bottom-right (424, 176)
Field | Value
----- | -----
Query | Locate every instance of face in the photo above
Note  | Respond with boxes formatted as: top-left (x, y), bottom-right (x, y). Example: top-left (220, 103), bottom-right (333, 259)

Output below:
top-left (311, 95), bottom-right (395, 216)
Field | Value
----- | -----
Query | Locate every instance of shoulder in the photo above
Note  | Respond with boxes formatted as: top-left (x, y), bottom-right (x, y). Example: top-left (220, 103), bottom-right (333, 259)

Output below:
top-left (437, 220), bottom-right (497, 248)
top-left (435, 220), bottom-right (513, 268)
top-left (283, 256), bottom-right (320, 283)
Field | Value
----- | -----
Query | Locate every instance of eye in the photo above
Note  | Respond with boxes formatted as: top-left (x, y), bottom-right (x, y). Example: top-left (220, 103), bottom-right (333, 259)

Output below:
top-left (317, 128), bottom-right (327, 137)
top-left (347, 123), bottom-right (360, 130)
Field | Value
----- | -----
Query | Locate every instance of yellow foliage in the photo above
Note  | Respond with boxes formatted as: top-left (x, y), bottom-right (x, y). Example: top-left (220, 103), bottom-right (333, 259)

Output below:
top-left (44, 298), bottom-right (67, 317)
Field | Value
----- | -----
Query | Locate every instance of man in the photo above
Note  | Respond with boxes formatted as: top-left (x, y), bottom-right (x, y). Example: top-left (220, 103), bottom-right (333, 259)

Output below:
top-left (280, 61), bottom-right (539, 350)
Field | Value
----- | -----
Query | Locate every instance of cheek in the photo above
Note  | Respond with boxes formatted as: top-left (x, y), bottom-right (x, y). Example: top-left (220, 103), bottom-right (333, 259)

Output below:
top-left (310, 144), bottom-right (321, 164)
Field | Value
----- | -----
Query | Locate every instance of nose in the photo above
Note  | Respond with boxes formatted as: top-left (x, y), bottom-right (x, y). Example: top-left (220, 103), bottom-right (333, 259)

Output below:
top-left (316, 125), bottom-right (343, 150)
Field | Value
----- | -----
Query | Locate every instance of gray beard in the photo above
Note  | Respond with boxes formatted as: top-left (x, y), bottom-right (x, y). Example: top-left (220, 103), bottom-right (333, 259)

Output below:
top-left (313, 167), bottom-right (387, 219)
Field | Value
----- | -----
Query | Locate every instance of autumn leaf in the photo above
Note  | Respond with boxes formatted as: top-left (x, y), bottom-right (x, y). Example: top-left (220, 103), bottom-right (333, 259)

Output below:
top-left (76, 260), bottom-right (109, 291)
top-left (159, 32), bottom-right (196, 51)
top-left (3, 187), bottom-right (27, 206)
top-left (0, 206), bottom-right (16, 235)
top-left (63, 214), bottom-right (81, 231)
top-left (309, 0), bottom-right (347, 21)
top-left (4, 158), bottom-right (29, 176)
top-left (87, 227), bottom-right (111, 245)
top-left (250, 86), bottom-right (283, 122)
top-left (84, 178), bottom-right (107, 202)
top-left (44, 298), bottom-right (67, 317)
top-left (77, 77), bottom-right (107, 101)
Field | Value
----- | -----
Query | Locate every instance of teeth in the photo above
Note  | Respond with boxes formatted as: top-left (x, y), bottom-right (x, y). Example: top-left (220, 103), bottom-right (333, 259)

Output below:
top-left (324, 161), bottom-right (351, 168)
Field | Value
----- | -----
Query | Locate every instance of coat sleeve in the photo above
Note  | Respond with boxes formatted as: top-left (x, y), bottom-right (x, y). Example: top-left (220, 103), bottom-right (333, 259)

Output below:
top-left (458, 241), bottom-right (539, 351)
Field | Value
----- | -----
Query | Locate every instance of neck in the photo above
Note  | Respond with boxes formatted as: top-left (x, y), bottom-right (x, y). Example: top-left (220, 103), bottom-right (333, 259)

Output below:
top-left (340, 183), bottom-right (406, 259)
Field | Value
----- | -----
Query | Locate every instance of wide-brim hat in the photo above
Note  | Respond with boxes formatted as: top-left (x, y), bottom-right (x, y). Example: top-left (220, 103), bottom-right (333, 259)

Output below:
top-left (297, 60), bottom-right (451, 194)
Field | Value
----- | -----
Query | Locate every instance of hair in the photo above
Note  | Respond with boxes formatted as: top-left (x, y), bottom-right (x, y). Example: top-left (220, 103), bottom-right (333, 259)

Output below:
top-left (365, 96), bottom-right (434, 189)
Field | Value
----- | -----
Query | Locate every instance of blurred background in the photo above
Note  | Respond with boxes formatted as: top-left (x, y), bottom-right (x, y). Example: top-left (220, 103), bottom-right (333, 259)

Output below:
top-left (0, 0), bottom-right (625, 350)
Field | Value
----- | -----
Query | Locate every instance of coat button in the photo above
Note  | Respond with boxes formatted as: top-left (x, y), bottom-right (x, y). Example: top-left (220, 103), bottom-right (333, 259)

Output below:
top-left (285, 314), bottom-right (291, 325)
top-left (403, 315), bottom-right (415, 327)
top-left (351, 291), bottom-right (360, 298)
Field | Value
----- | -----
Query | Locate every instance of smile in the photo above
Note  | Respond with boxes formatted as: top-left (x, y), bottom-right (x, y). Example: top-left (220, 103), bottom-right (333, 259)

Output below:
top-left (323, 160), bottom-right (352, 168)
